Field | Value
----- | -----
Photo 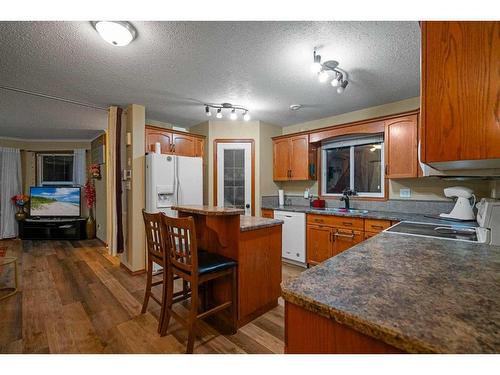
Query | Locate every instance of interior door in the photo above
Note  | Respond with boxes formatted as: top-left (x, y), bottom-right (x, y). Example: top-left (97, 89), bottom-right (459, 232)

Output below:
top-left (217, 142), bottom-right (252, 216)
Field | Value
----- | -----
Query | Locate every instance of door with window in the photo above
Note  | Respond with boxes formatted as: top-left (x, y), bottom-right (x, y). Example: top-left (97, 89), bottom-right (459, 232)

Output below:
top-left (216, 142), bottom-right (253, 216)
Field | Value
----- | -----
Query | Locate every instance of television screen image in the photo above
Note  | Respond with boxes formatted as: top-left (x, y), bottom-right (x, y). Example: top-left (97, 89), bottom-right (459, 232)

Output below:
top-left (30, 187), bottom-right (81, 217)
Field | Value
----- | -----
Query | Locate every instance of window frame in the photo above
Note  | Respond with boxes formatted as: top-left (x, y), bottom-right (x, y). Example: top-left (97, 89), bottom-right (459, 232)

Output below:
top-left (321, 135), bottom-right (385, 198)
top-left (37, 153), bottom-right (75, 186)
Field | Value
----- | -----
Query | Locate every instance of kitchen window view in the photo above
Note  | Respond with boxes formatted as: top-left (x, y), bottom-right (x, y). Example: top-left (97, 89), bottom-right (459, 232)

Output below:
top-left (322, 135), bottom-right (384, 197)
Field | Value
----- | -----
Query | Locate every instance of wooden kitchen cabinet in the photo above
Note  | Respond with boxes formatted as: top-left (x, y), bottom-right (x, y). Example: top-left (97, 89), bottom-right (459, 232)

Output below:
top-left (145, 125), bottom-right (205, 157)
top-left (273, 134), bottom-right (315, 181)
top-left (261, 208), bottom-right (274, 218)
top-left (385, 114), bottom-right (419, 178)
top-left (332, 229), bottom-right (363, 256)
top-left (145, 127), bottom-right (173, 154)
top-left (421, 21), bottom-right (500, 167)
top-left (307, 225), bottom-right (333, 266)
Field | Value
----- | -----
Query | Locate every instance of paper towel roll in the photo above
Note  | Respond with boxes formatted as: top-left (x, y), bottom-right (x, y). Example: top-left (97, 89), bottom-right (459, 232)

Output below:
top-left (155, 142), bottom-right (161, 154)
top-left (278, 189), bottom-right (285, 206)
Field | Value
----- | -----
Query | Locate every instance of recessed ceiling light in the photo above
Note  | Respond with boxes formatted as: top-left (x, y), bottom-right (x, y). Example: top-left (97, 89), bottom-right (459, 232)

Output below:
top-left (92, 21), bottom-right (137, 46)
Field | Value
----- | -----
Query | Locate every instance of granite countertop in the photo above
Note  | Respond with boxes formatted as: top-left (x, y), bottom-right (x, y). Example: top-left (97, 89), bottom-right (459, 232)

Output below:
top-left (239, 215), bottom-right (283, 232)
top-left (281, 233), bottom-right (500, 353)
top-left (263, 204), bottom-right (478, 226)
top-left (172, 205), bottom-right (244, 216)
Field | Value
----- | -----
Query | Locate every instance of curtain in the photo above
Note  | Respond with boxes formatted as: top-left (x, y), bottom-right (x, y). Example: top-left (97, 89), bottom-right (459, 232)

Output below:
top-left (0, 147), bottom-right (22, 239)
top-left (73, 149), bottom-right (86, 186)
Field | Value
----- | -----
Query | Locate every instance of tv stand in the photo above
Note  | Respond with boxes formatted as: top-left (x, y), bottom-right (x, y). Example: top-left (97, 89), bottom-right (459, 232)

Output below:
top-left (18, 218), bottom-right (86, 240)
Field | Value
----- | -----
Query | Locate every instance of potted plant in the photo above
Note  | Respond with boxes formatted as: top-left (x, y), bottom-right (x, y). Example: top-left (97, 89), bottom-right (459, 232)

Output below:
top-left (11, 194), bottom-right (29, 221)
top-left (84, 179), bottom-right (96, 239)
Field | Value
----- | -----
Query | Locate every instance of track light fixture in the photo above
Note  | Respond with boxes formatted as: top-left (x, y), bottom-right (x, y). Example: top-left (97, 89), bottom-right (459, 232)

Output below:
top-left (311, 49), bottom-right (349, 93)
top-left (203, 103), bottom-right (250, 121)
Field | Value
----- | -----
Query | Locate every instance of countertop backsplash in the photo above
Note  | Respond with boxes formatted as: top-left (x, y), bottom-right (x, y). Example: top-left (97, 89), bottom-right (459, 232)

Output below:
top-left (262, 195), bottom-right (456, 216)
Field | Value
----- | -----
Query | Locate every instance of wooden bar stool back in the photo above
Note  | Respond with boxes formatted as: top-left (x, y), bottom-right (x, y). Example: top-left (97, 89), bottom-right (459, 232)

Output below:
top-left (161, 214), bottom-right (237, 353)
top-left (141, 210), bottom-right (189, 333)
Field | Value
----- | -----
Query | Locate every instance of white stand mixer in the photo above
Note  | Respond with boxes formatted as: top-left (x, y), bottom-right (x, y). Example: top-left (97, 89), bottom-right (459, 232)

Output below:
top-left (440, 186), bottom-right (476, 221)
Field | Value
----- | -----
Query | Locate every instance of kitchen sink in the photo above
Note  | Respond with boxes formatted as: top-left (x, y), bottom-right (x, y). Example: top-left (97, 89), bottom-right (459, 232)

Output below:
top-left (315, 208), bottom-right (369, 214)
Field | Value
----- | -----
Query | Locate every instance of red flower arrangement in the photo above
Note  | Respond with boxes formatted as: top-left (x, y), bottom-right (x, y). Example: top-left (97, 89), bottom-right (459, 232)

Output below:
top-left (11, 194), bottom-right (29, 208)
top-left (84, 180), bottom-right (96, 209)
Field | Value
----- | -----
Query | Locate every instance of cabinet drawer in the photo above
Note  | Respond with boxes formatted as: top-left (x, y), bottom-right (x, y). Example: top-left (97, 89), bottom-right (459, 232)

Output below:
top-left (261, 209), bottom-right (274, 219)
top-left (307, 214), bottom-right (363, 230)
top-left (364, 231), bottom-right (378, 240)
top-left (364, 219), bottom-right (391, 233)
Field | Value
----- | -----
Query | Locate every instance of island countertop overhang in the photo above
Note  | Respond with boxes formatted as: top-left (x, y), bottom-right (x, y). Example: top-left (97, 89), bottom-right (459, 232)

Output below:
top-left (281, 232), bottom-right (500, 353)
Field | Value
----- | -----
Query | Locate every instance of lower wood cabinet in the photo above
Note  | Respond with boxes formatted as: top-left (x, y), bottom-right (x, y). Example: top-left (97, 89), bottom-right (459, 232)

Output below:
top-left (306, 215), bottom-right (391, 266)
top-left (261, 208), bottom-right (274, 218)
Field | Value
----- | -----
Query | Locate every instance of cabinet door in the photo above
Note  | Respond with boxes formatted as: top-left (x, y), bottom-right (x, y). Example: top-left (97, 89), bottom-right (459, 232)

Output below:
top-left (273, 138), bottom-right (291, 181)
top-left (194, 138), bottom-right (204, 157)
top-left (145, 128), bottom-right (173, 154)
top-left (422, 22), bottom-right (500, 163)
top-left (172, 133), bottom-right (196, 156)
top-left (307, 225), bottom-right (332, 266)
top-left (385, 115), bottom-right (418, 178)
top-left (332, 228), bottom-right (363, 256)
top-left (289, 135), bottom-right (310, 180)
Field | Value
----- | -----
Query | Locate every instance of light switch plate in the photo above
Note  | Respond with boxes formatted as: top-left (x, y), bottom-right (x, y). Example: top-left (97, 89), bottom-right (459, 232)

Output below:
top-left (400, 188), bottom-right (411, 198)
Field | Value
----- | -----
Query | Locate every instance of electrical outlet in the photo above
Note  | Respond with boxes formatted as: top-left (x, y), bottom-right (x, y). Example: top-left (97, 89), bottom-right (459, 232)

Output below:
top-left (400, 188), bottom-right (411, 198)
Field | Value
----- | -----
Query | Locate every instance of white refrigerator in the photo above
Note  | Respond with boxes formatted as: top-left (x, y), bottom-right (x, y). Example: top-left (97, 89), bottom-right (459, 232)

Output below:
top-left (145, 153), bottom-right (203, 216)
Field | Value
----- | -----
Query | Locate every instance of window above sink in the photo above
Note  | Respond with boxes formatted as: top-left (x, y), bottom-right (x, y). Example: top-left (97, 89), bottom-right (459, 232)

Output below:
top-left (321, 134), bottom-right (385, 198)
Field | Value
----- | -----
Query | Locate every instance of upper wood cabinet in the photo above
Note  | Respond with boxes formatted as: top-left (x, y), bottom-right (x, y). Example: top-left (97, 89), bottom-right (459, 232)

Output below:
top-left (145, 128), bottom-right (173, 154)
top-left (385, 114), bottom-right (419, 178)
top-left (421, 21), bottom-right (500, 166)
top-left (273, 134), bottom-right (315, 181)
top-left (145, 126), bottom-right (205, 158)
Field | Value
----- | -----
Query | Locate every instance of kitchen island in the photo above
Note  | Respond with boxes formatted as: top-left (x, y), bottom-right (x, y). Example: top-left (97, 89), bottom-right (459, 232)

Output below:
top-left (172, 205), bottom-right (284, 329)
top-left (282, 232), bottom-right (500, 353)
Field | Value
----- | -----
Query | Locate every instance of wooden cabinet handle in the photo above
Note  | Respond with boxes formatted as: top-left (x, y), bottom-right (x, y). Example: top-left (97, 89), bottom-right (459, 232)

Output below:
top-left (371, 225), bottom-right (384, 229)
top-left (385, 164), bottom-right (388, 176)
top-left (342, 222), bottom-right (353, 226)
top-left (314, 219), bottom-right (324, 223)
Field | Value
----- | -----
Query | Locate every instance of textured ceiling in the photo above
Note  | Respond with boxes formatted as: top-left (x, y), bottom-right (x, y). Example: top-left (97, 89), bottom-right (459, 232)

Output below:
top-left (0, 21), bottom-right (420, 139)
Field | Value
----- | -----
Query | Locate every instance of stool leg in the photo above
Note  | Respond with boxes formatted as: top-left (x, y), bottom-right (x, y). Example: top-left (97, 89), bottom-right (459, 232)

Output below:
top-left (141, 259), bottom-right (152, 314)
top-left (160, 267), bottom-right (174, 336)
top-left (157, 264), bottom-right (168, 334)
top-left (186, 283), bottom-right (198, 354)
top-left (231, 267), bottom-right (238, 334)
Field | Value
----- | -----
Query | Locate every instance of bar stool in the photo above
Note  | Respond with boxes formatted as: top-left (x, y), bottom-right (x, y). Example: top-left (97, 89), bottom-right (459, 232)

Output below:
top-left (160, 214), bottom-right (238, 354)
top-left (141, 210), bottom-right (189, 333)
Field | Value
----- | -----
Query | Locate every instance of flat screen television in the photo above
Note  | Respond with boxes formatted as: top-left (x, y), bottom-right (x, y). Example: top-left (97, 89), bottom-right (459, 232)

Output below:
top-left (29, 186), bottom-right (81, 217)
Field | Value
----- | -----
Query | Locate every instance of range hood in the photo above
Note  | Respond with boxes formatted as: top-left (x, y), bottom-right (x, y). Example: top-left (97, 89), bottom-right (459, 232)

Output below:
top-left (418, 143), bottom-right (500, 179)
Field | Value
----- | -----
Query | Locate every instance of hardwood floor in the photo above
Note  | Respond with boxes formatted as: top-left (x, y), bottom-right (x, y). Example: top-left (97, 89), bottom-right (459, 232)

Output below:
top-left (0, 239), bottom-right (304, 354)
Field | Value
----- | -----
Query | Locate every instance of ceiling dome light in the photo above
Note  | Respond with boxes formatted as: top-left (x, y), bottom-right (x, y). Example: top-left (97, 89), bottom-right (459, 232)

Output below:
top-left (230, 108), bottom-right (237, 120)
top-left (243, 111), bottom-right (251, 121)
top-left (216, 108), bottom-right (223, 119)
top-left (205, 106), bottom-right (211, 116)
top-left (318, 70), bottom-right (329, 83)
top-left (93, 21), bottom-right (137, 46)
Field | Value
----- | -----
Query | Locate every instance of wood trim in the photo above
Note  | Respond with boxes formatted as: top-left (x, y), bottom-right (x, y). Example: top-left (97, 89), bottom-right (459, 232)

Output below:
top-left (119, 263), bottom-right (146, 276)
top-left (272, 109), bottom-right (420, 142)
top-left (420, 22), bottom-right (427, 163)
top-left (213, 139), bottom-right (255, 216)
top-left (145, 124), bottom-right (206, 139)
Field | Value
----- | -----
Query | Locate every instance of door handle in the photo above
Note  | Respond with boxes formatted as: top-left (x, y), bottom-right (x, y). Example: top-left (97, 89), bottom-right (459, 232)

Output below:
top-left (245, 204), bottom-right (250, 209)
